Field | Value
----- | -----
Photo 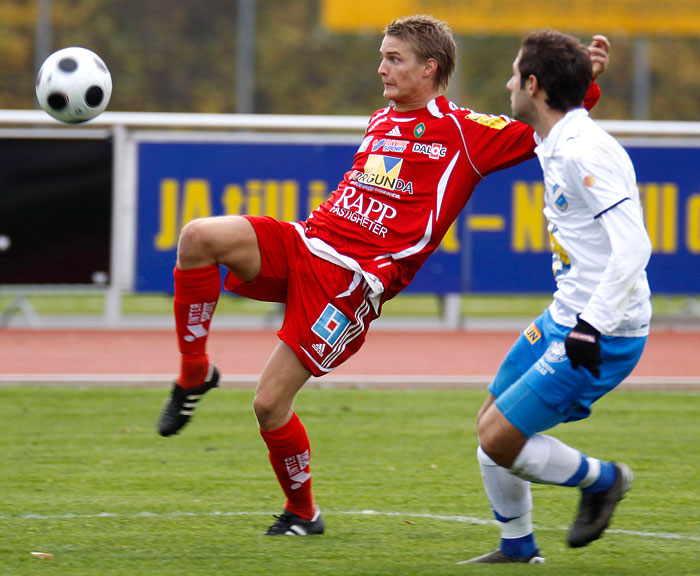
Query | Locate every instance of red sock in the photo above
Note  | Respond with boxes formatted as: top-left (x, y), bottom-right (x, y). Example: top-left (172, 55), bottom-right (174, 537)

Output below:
top-left (173, 264), bottom-right (221, 388)
top-left (260, 412), bottom-right (315, 519)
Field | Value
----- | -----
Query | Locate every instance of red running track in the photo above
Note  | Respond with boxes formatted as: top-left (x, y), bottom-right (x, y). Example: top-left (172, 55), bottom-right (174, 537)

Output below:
top-left (0, 328), bottom-right (697, 384)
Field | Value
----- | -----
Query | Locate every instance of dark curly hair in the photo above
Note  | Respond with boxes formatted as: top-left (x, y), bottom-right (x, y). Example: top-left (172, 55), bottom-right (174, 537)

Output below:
top-left (518, 28), bottom-right (592, 112)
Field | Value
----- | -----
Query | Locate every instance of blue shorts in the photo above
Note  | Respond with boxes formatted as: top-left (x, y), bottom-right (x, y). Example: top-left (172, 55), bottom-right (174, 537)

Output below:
top-left (489, 309), bottom-right (646, 437)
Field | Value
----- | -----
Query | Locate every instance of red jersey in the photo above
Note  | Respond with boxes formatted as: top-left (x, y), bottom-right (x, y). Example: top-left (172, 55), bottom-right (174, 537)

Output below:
top-left (298, 88), bottom-right (600, 303)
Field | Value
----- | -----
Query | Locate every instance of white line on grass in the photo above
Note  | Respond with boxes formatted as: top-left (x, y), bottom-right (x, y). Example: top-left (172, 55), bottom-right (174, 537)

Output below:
top-left (1, 509), bottom-right (698, 543)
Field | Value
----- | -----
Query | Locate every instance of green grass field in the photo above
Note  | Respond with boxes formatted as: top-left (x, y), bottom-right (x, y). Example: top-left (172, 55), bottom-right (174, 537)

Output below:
top-left (2, 292), bottom-right (699, 319)
top-left (1, 386), bottom-right (698, 575)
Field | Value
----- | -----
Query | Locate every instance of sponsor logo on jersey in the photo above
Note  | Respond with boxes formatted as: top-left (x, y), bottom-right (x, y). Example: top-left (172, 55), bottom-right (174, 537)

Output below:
top-left (372, 138), bottom-right (409, 153)
top-left (524, 322), bottom-right (541, 345)
top-left (329, 185), bottom-right (397, 237)
top-left (466, 112), bottom-right (512, 130)
top-left (414, 122), bottom-right (426, 138)
top-left (312, 304), bottom-right (351, 347)
top-left (349, 154), bottom-right (414, 194)
top-left (412, 142), bottom-right (447, 160)
top-left (387, 125), bottom-right (402, 137)
top-left (549, 227), bottom-right (571, 279)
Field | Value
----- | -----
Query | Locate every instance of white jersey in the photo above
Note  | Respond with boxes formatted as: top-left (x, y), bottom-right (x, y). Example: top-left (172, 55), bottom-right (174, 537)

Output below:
top-left (534, 108), bottom-right (652, 337)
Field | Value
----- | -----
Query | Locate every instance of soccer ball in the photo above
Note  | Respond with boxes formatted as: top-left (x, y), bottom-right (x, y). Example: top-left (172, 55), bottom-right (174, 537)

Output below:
top-left (36, 47), bottom-right (112, 123)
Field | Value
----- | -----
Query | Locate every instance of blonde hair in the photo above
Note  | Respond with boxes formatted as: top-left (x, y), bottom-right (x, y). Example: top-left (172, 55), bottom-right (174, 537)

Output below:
top-left (384, 15), bottom-right (457, 91)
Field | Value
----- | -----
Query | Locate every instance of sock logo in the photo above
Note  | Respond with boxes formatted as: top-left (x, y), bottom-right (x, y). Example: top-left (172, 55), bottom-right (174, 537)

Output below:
top-left (184, 302), bottom-right (216, 342)
top-left (285, 450), bottom-right (311, 490)
top-left (184, 323), bottom-right (208, 342)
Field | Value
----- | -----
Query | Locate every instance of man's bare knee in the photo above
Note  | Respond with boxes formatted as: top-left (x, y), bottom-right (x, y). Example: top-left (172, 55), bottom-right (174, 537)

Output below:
top-left (177, 218), bottom-right (218, 268)
top-left (477, 407), bottom-right (527, 468)
top-left (253, 391), bottom-right (291, 431)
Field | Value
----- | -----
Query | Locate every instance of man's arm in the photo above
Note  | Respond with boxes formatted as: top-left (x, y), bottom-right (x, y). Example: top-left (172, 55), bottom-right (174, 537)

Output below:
top-left (583, 35), bottom-right (611, 111)
top-left (579, 199), bottom-right (652, 334)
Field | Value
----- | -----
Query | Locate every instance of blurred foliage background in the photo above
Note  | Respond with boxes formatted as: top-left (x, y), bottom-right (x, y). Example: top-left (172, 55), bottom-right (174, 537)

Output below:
top-left (1, 0), bottom-right (699, 120)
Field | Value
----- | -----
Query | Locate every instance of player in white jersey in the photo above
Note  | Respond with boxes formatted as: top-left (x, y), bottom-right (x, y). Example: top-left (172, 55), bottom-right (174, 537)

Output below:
top-left (463, 29), bottom-right (651, 564)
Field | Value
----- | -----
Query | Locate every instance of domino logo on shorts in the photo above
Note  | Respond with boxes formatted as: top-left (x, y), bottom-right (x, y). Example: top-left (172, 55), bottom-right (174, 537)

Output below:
top-left (312, 304), bottom-right (350, 347)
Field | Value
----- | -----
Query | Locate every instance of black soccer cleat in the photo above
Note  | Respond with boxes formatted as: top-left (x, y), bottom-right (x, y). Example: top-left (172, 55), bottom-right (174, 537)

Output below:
top-left (157, 363), bottom-right (220, 437)
top-left (264, 507), bottom-right (325, 536)
top-left (567, 462), bottom-right (633, 548)
top-left (457, 549), bottom-right (545, 564)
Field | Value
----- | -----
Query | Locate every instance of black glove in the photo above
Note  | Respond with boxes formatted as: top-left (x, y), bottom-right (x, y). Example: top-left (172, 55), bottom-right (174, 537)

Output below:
top-left (564, 316), bottom-right (601, 378)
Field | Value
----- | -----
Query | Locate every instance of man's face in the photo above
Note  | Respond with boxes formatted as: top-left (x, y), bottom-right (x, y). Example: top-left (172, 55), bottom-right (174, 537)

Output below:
top-left (507, 52), bottom-right (532, 122)
top-left (378, 35), bottom-right (430, 109)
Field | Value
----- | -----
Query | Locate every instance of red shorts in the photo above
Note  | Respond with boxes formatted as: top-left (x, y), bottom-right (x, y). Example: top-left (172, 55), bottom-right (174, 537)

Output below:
top-left (223, 216), bottom-right (379, 376)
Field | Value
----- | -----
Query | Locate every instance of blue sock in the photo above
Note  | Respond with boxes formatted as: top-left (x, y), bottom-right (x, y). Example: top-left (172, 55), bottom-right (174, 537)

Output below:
top-left (501, 533), bottom-right (537, 559)
top-left (582, 460), bottom-right (616, 494)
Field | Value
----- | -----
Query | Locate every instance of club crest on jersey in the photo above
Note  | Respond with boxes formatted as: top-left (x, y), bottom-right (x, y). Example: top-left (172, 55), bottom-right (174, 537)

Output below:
top-left (414, 122), bottom-right (426, 138)
top-left (555, 193), bottom-right (568, 211)
top-left (552, 184), bottom-right (568, 211)
top-left (312, 304), bottom-right (350, 347)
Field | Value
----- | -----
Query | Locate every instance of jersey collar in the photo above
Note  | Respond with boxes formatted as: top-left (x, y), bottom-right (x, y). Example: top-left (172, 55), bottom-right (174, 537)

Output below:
top-left (535, 107), bottom-right (589, 157)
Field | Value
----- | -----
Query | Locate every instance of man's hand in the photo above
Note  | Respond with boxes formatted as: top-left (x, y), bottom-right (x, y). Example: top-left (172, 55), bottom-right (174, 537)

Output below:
top-left (565, 316), bottom-right (602, 378)
top-left (588, 35), bottom-right (610, 80)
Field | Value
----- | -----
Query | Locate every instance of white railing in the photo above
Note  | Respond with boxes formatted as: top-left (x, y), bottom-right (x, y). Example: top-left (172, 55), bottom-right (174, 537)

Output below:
top-left (1, 109), bottom-right (699, 328)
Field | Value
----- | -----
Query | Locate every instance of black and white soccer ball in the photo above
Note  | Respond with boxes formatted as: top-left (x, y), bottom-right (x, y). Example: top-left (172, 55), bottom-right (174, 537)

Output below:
top-left (36, 47), bottom-right (112, 123)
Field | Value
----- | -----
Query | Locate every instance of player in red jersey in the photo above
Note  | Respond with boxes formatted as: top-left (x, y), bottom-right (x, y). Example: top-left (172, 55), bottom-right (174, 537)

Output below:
top-left (157, 15), bottom-right (610, 536)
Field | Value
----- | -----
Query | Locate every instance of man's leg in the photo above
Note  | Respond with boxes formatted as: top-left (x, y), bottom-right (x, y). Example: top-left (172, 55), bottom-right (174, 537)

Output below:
top-left (479, 393), bottom-right (630, 551)
top-left (253, 341), bottom-right (325, 535)
top-left (462, 394), bottom-right (543, 564)
top-left (159, 216), bottom-right (262, 437)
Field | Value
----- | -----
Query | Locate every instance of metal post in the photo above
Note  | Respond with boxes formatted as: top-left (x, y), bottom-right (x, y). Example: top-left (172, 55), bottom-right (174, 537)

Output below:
top-left (105, 124), bottom-right (128, 326)
top-left (633, 36), bottom-right (651, 120)
top-left (236, 0), bottom-right (256, 113)
top-left (34, 0), bottom-right (53, 98)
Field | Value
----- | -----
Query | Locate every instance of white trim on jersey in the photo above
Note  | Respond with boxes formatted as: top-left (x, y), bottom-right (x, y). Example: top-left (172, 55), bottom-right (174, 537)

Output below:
top-left (437, 152), bottom-right (460, 218)
top-left (292, 222), bottom-right (384, 314)
top-left (447, 113), bottom-right (483, 178)
top-left (389, 211), bottom-right (433, 260)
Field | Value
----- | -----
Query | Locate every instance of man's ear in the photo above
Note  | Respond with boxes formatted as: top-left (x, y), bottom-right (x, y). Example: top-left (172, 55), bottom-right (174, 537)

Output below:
top-left (423, 58), bottom-right (438, 78)
top-left (526, 74), bottom-right (539, 95)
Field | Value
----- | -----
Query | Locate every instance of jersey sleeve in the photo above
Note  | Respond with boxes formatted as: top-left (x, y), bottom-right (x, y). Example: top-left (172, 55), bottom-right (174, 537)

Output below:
top-left (579, 199), bottom-right (652, 333)
top-left (583, 81), bottom-right (601, 111)
top-left (456, 112), bottom-right (537, 177)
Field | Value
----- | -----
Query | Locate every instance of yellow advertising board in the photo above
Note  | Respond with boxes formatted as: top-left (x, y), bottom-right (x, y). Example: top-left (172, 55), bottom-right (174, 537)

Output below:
top-left (321, 0), bottom-right (700, 36)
